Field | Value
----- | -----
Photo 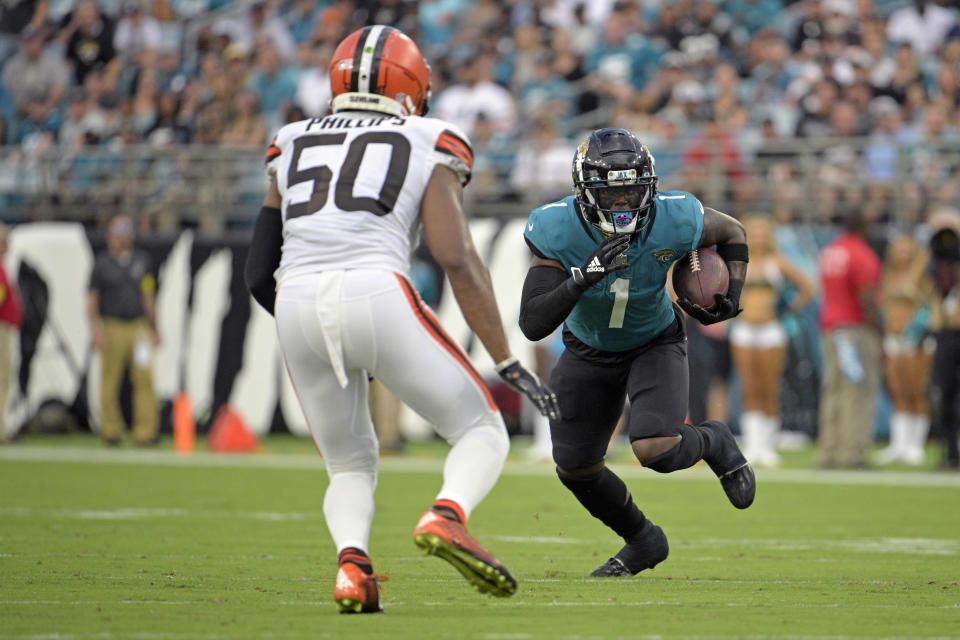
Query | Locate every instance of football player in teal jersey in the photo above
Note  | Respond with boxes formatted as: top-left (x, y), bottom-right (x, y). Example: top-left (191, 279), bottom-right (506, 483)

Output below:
top-left (519, 128), bottom-right (755, 577)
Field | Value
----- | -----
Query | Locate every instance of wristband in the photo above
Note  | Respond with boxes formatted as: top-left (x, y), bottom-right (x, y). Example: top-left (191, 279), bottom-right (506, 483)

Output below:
top-left (495, 356), bottom-right (518, 373)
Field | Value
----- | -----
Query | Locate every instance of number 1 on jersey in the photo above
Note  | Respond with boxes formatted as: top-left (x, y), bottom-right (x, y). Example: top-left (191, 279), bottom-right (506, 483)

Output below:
top-left (609, 278), bottom-right (629, 328)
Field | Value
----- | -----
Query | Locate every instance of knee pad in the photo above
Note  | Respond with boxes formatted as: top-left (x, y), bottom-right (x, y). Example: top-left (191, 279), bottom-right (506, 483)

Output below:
top-left (640, 423), bottom-right (705, 473)
top-left (628, 409), bottom-right (674, 440)
top-left (324, 445), bottom-right (380, 476)
top-left (552, 439), bottom-right (606, 471)
top-left (445, 414), bottom-right (509, 450)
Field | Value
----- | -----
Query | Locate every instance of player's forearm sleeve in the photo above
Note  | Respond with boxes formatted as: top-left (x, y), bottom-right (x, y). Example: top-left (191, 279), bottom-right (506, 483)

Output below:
top-left (244, 206), bottom-right (283, 316)
top-left (519, 265), bottom-right (584, 341)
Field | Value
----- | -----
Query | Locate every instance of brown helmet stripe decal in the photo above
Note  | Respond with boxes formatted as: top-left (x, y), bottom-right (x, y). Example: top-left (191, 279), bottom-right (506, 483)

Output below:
top-left (367, 26), bottom-right (395, 94)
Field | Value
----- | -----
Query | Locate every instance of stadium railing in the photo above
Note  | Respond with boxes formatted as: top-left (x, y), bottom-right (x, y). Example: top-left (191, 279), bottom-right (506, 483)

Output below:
top-left (0, 136), bottom-right (957, 227)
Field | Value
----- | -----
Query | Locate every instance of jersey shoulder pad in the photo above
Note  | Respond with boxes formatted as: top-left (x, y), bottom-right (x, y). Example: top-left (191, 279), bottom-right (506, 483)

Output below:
top-left (656, 190), bottom-right (704, 249)
top-left (427, 118), bottom-right (474, 186)
top-left (657, 190), bottom-right (704, 216)
top-left (524, 197), bottom-right (577, 260)
top-left (264, 120), bottom-right (309, 177)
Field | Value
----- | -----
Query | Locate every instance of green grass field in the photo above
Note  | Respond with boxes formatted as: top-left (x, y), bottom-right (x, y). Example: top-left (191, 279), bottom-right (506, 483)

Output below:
top-left (2, 435), bottom-right (959, 640)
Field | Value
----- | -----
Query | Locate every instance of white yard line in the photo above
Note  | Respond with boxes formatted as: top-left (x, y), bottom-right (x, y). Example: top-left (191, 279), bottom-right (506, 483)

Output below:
top-left (2, 446), bottom-right (960, 488)
top-left (0, 634), bottom-right (315, 640)
top-left (6, 636), bottom-right (954, 640)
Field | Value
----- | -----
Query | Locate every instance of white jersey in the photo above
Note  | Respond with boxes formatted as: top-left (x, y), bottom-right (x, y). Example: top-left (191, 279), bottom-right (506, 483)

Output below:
top-left (265, 111), bottom-right (474, 284)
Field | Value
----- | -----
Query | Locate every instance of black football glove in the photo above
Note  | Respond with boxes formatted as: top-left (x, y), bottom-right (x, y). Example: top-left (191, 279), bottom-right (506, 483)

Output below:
top-left (495, 357), bottom-right (560, 421)
top-left (677, 279), bottom-right (744, 326)
top-left (677, 295), bottom-right (740, 325)
top-left (570, 233), bottom-right (631, 290)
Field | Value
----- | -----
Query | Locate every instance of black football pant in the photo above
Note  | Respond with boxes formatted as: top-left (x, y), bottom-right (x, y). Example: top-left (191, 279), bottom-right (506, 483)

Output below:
top-left (549, 314), bottom-right (688, 471)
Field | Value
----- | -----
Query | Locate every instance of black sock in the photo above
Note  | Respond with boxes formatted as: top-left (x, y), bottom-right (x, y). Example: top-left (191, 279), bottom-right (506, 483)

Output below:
top-left (623, 517), bottom-right (655, 546)
top-left (697, 421), bottom-right (720, 459)
top-left (338, 547), bottom-right (373, 574)
top-left (557, 467), bottom-right (647, 540)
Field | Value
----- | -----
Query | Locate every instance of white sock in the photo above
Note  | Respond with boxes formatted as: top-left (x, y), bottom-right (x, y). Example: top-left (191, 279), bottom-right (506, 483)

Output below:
top-left (885, 412), bottom-right (910, 458)
top-left (764, 414), bottom-right (781, 458)
top-left (436, 423), bottom-right (509, 520)
top-left (904, 413), bottom-right (930, 463)
top-left (324, 470), bottom-right (378, 553)
top-left (740, 411), bottom-right (766, 461)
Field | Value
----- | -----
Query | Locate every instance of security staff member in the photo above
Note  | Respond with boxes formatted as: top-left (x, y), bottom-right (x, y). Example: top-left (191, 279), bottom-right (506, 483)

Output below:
top-left (86, 216), bottom-right (159, 446)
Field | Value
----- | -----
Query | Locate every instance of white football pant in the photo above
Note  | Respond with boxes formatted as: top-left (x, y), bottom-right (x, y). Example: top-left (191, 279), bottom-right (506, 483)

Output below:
top-left (275, 269), bottom-right (510, 554)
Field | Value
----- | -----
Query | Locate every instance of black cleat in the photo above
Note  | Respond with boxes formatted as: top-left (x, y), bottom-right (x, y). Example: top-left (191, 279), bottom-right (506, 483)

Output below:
top-left (718, 464), bottom-right (756, 509)
top-left (591, 557), bottom-right (634, 577)
top-left (700, 420), bottom-right (756, 509)
top-left (590, 524), bottom-right (669, 577)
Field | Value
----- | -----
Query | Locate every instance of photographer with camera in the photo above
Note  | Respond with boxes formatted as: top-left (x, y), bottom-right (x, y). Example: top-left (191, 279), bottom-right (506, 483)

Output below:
top-left (927, 209), bottom-right (960, 470)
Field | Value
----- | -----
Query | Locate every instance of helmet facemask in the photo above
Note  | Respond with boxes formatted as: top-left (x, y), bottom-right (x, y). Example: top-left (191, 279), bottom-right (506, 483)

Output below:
top-left (580, 172), bottom-right (657, 235)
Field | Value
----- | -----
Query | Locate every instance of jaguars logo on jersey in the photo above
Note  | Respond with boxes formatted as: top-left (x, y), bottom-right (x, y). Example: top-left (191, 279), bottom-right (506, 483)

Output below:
top-left (653, 249), bottom-right (676, 264)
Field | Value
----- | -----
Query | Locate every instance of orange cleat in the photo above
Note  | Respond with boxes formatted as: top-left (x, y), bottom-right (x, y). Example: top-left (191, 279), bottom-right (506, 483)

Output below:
top-left (334, 563), bottom-right (384, 614)
top-left (413, 510), bottom-right (517, 597)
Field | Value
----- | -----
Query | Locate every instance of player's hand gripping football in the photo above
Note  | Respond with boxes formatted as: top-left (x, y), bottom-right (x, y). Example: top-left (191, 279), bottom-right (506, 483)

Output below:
top-left (677, 293), bottom-right (742, 326)
top-left (570, 234), bottom-right (631, 290)
top-left (495, 357), bottom-right (560, 421)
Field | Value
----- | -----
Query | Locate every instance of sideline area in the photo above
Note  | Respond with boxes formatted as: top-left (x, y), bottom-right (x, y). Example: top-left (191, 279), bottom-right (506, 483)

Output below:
top-left (4, 439), bottom-right (959, 488)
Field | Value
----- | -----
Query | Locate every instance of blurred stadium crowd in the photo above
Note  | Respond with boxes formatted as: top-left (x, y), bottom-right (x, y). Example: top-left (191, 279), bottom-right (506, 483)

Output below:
top-left (0, 0), bottom-right (959, 229)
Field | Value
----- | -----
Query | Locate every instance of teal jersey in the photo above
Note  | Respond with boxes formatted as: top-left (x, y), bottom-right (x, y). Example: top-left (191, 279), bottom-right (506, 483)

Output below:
top-left (524, 192), bottom-right (704, 351)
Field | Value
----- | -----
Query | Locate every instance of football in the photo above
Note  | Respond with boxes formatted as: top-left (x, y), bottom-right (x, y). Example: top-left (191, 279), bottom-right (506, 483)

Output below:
top-left (672, 247), bottom-right (729, 310)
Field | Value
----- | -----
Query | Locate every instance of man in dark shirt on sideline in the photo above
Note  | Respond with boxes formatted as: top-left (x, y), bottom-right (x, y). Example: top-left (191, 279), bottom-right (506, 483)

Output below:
top-left (87, 216), bottom-right (159, 446)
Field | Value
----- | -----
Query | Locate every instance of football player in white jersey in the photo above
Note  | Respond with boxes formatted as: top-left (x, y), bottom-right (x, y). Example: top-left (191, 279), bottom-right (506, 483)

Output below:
top-left (244, 25), bottom-right (559, 614)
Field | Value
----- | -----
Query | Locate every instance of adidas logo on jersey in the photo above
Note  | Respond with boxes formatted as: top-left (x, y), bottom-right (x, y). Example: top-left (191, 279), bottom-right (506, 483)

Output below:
top-left (585, 256), bottom-right (604, 273)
